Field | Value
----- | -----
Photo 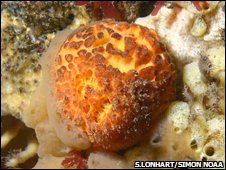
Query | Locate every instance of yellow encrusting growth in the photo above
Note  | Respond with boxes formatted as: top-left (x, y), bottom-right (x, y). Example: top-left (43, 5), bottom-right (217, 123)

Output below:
top-left (167, 101), bottom-right (190, 133)
top-left (183, 61), bottom-right (207, 96)
top-left (1, 122), bottom-right (22, 149)
top-left (5, 138), bottom-right (38, 168)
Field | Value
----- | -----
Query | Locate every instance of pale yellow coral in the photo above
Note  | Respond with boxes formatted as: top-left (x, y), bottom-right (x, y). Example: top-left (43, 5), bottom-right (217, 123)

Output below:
top-left (206, 46), bottom-right (225, 79)
top-left (88, 152), bottom-right (126, 169)
top-left (183, 61), bottom-right (207, 96)
top-left (167, 101), bottom-right (190, 133)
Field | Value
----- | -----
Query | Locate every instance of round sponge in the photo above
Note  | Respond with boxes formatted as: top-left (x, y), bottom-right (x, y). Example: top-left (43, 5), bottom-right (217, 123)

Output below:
top-left (48, 20), bottom-right (176, 150)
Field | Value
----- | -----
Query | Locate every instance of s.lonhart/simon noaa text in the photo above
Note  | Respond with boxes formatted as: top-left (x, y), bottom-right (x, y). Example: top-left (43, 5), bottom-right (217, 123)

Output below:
top-left (134, 161), bottom-right (224, 168)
